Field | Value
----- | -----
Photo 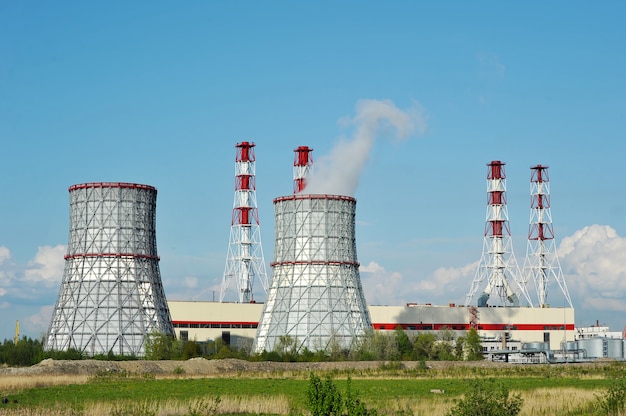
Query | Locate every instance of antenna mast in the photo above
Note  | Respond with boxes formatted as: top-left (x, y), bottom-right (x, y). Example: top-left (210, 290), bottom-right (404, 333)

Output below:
top-left (466, 161), bottom-right (533, 307)
top-left (220, 142), bottom-right (268, 303)
top-left (523, 164), bottom-right (572, 308)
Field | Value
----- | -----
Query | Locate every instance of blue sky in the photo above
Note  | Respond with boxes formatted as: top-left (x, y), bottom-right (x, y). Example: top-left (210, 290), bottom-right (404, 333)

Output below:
top-left (1, 2), bottom-right (625, 341)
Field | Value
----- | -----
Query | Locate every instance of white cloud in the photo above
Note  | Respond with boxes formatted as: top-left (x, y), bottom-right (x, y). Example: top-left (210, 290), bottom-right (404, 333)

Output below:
top-left (23, 245), bottom-right (66, 285)
top-left (0, 246), bottom-right (10, 264)
top-left (360, 261), bottom-right (406, 305)
top-left (360, 259), bottom-right (478, 306)
top-left (25, 305), bottom-right (54, 335)
top-left (183, 276), bottom-right (199, 289)
top-left (0, 288), bottom-right (6, 297)
top-left (429, 262), bottom-right (478, 291)
top-left (558, 225), bottom-right (626, 311)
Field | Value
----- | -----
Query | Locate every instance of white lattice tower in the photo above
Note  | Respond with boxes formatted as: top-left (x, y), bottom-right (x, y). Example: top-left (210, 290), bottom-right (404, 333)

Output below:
top-left (293, 146), bottom-right (313, 193)
top-left (523, 164), bottom-right (573, 308)
top-left (253, 194), bottom-right (372, 353)
top-left (220, 141), bottom-right (268, 303)
top-left (45, 182), bottom-right (174, 356)
top-left (466, 161), bottom-right (533, 307)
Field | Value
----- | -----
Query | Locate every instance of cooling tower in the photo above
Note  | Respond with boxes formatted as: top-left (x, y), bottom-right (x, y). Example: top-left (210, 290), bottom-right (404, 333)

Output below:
top-left (45, 182), bottom-right (174, 356)
top-left (253, 194), bottom-right (372, 353)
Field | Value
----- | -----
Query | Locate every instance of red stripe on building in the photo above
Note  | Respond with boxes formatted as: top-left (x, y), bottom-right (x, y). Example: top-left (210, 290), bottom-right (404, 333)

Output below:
top-left (173, 321), bottom-right (574, 331)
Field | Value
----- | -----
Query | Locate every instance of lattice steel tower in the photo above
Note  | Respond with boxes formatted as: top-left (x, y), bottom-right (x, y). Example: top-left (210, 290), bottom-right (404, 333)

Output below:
top-left (293, 146), bottom-right (313, 193)
top-left (523, 164), bottom-right (573, 308)
top-left (220, 141), bottom-right (268, 303)
top-left (254, 194), bottom-right (372, 353)
top-left (466, 161), bottom-right (533, 307)
top-left (45, 182), bottom-right (174, 356)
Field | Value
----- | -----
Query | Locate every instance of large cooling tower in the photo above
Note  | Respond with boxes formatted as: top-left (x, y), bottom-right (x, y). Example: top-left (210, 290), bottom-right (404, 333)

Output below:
top-left (254, 194), bottom-right (371, 353)
top-left (45, 182), bottom-right (174, 356)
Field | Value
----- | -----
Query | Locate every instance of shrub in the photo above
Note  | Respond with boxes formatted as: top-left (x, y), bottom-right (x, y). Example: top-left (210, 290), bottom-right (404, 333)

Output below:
top-left (597, 377), bottom-right (626, 415)
top-left (306, 373), bottom-right (376, 416)
top-left (446, 378), bottom-right (522, 416)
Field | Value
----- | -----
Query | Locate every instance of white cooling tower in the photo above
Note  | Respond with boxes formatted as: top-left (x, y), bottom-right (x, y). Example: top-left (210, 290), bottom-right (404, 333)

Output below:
top-left (254, 194), bottom-right (371, 353)
top-left (45, 182), bottom-right (174, 356)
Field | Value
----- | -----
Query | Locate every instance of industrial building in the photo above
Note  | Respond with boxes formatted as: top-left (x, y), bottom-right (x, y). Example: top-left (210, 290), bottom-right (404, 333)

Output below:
top-left (169, 301), bottom-right (574, 352)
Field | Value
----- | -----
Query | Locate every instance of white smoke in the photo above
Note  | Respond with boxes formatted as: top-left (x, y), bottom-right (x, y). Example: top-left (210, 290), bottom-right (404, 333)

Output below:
top-left (303, 99), bottom-right (426, 197)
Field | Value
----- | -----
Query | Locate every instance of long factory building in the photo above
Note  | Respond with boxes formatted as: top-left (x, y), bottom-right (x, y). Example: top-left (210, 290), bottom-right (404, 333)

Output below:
top-left (168, 300), bottom-right (575, 352)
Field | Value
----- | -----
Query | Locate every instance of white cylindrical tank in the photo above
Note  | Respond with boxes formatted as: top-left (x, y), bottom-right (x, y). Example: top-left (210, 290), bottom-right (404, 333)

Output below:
top-left (578, 338), bottom-right (606, 358)
top-left (607, 338), bottom-right (623, 359)
top-left (254, 194), bottom-right (371, 353)
top-left (45, 182), bottom-right (174, 356)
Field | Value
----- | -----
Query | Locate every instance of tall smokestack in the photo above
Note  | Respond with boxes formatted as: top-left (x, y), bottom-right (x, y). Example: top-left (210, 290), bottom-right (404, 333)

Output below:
top-left (523, 164), bottom-right (572, 308)
top-left (253, 194), bottom-right (371, 353)
top-left (45, 182), bottom-right (174, 356)
top-left (466, 161), bottom-right (532, 307)
top-left (293, 146), bottom-right (313, 194)
top-left (220, 141), bottom-right (268, 303)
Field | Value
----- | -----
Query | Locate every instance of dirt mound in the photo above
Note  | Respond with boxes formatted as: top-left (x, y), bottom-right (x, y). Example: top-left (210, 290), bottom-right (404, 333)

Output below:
top-left (0, 358), bottom-right (514, 378)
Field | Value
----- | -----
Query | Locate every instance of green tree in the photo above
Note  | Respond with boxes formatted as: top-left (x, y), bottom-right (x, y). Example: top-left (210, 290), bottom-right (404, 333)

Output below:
top-left (353, 329), bottom-right (397, 361)
top-left (413, 332), bottom-right (436, 360)
top-left (144, 331), bottom-right (177, 360)
top-left (275, 335), bottom-right (298, 361)
top-left (394, 326), bottom-right (414, 360)
top-left (446, 379), bottom-right (522, 416)
top-left (432, 341), bottom-right (455, 361)
top-left (182, 340), bottom-right (203, 360)
top-left (454, 336), bottom-right (465, 360)
top-left (0, 337), bottom-right (45, 366)
top-left (464, 328), bottom-right (484, 361)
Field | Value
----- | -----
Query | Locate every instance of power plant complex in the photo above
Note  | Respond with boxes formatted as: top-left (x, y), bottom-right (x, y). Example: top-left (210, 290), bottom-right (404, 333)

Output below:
top-left (45, 143), bottom-right (625, 362)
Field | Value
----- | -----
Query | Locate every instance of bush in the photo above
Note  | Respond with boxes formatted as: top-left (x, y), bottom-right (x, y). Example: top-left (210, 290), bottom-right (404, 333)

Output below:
top-left (597, 377), bottom-right (626, 415)
top-left (307, 373), bottom-right (376, 416)
top-left (446, 378), bottom-right (522, 416)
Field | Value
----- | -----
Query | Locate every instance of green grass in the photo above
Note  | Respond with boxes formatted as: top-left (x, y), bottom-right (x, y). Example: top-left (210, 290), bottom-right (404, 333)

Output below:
top-left (4, 362), bottom-right (625, 415)
top-left (10, 374), bottom-right (617, 411)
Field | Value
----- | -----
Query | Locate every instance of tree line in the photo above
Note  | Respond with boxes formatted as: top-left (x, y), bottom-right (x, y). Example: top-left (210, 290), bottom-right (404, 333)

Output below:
top-left (143, 326), bottom-right (484, 362)
top-left (0, 326), bottom-right (484, 366)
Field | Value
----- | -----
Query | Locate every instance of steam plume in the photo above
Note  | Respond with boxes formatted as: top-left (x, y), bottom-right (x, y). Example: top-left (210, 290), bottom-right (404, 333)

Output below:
top-left (303, 99), bottom-right (425, 197)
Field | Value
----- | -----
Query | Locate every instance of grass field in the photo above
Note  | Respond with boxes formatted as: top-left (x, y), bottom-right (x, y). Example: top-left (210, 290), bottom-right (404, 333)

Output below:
top-left (0, 361), bottom-right (624, 415)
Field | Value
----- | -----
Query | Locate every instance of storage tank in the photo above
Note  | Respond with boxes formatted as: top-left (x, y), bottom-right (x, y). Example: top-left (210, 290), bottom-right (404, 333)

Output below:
top-left (564, 341), bottom-right (578, 352)
top-left (607, 338), bottom-right (623, 359)
top-left (578, 338), bottom-right (606, 358)
top-left (523, 342), bottom-right (549, 351)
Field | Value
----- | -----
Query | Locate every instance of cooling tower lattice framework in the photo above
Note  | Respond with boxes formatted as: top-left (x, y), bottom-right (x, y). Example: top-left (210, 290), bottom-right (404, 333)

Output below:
top-left (254, 194), bottom-right (372, 353)
top-left (45, 182), bottom-right (174, 356)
